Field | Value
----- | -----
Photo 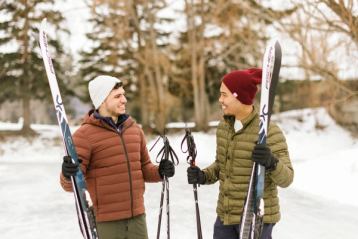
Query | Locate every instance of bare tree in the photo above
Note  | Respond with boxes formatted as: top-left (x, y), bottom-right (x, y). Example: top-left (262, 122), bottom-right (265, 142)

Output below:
top-left (265, 0), bottom-right (358, 131)
top-left (82, 0), bottom-right (172, 132)
top-left (318, 0), bottom-right (358, 46)
top-left (275, 1), bottom-right (358, 101)
top-left (185, 0), bottom-right (210, 131)
top-left (127, 0), bottom-right (172, 133)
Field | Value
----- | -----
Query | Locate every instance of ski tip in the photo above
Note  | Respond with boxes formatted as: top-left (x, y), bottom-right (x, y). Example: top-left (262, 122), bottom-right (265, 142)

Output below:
top-left (267, 38), bottom-right (282, 56)
top-left (264, 39), bottom-right (281, 55)
top-left (274, 40), bottom-right (281, 48)
top-left (269, 38), bottom-right (280, 47)
top-left (40, 18), bottom-right (47, 31)
top-left (274, 40), bottom-right (282, 57)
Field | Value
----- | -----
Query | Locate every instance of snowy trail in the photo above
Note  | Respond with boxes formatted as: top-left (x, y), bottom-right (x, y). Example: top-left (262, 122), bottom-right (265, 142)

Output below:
top-left (1, 108), bottom-right (357, 238)
top-left (0, 160), bottom-right (83, 238)
top-left (275, 188), bottom-right (358, 239)
top-left (1, 160), bottom-right (358, 239)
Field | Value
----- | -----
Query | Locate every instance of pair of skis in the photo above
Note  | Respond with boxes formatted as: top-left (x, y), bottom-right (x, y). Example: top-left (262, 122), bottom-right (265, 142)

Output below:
top-left (239, 40), bottom-right (282, 239)
top-left (39, 19), bottom-right (99, 238)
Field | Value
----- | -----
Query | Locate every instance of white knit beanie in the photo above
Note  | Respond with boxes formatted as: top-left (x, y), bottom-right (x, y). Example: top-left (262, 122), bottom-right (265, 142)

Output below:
top-left (88, 75), bottom-right (121, 109)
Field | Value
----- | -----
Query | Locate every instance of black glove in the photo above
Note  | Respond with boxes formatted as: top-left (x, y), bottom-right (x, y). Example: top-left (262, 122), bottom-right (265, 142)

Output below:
top-left (252, 144), bottom-right (278, 171)
top-left (62, 156), bottom-right (80, 179)
top-left (187, 166), bottom-right (206, 184)
top-left (159, 160), bottom-right (175, 178)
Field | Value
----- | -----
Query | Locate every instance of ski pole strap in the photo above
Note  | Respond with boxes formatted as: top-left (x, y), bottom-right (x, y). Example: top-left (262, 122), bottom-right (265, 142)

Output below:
top-left (150, 134), bottom-right (179, 165)
top-left (181, 128), bottom-right (197, 166)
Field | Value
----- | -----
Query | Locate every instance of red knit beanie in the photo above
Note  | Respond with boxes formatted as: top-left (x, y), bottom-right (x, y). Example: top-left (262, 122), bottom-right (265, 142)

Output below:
top-left (222, 68), bottom-right (262, 105)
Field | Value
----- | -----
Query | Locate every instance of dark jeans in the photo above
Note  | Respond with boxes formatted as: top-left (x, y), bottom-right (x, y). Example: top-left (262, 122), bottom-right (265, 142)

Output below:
top-left (213, 216), bottom-right (275, 239)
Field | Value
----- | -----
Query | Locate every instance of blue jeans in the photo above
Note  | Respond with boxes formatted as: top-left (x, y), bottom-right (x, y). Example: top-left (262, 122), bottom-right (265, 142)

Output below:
top-left (213, 216), bottom-right (275, 239)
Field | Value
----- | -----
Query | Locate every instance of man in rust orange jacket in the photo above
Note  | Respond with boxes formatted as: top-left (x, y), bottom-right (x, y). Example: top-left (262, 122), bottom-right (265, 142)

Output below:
top-left (60, 75), bottom-right (175, 239)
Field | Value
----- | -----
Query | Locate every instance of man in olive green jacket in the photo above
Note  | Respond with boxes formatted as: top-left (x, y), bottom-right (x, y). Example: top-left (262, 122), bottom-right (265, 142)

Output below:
top-left (187, 68), bottom-right (294, 239)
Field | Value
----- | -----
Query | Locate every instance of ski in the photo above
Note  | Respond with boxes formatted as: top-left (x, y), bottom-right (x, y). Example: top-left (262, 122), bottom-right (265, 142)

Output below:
top-left (39, 19), bottom-right (99, 239)
top-left (239, 40), bottom-right (282, 239)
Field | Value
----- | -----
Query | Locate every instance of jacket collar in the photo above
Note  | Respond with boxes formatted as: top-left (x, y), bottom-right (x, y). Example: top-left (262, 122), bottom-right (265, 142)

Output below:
top-left (93, 110), bottom-right (129, 130)
top-left (223, 106), bottom-right (258, 131)
top-left (83, 109), bottom-right (134, 132)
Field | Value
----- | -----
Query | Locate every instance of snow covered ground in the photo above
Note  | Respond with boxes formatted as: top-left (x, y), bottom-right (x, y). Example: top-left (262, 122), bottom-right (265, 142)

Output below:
top-left (0, 107), bottom-right (357, 238)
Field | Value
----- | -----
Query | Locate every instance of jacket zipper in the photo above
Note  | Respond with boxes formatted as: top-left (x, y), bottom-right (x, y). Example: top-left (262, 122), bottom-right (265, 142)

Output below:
top-left (118, 132), bottom-right (134, 217)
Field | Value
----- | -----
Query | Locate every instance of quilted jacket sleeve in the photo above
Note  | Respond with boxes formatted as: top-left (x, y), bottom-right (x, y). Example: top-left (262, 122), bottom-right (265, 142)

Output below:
top-left (203, 158), bottom-right (220, 184)
top-left (267, 123), bottom-right (294, 188)
top-left (139, 129), bottom-right (161, 182)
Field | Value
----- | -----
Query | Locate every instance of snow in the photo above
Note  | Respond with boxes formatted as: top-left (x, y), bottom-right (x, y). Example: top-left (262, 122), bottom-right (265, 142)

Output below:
top-left (275, 108), bottom-right (358, 206)
top-left (0, 107), bottom-right (357, 238)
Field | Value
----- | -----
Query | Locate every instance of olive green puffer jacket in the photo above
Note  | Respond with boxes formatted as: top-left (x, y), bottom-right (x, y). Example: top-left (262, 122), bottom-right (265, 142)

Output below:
top-left (203, 109), bottom-right (294, 225)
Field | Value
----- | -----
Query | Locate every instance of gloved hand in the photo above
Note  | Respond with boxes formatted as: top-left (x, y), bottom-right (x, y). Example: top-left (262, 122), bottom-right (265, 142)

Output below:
top-left (187, 166), bottom-right (206, 184)
top-left (159, 160), bottom-right (175, 178)
top-left (62, 156), bottom-right (80, 179)
top-left (252, 144), bottom-right (278, 171)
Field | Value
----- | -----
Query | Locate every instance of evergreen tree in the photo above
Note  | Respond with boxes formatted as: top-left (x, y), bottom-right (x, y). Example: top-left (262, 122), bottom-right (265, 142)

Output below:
top-left (0, 0), bottom-right (70, 134)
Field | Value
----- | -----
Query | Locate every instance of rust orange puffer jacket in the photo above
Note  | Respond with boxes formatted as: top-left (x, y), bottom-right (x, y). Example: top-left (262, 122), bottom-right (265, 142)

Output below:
top-left (60, 112), bottom-right (161, 222)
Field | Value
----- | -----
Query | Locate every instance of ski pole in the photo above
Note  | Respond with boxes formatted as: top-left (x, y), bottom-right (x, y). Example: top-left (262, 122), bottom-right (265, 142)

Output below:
top-left (181, 129), bottom-right (203, 239)
top-left (150, 134), bottom-right (179, 239)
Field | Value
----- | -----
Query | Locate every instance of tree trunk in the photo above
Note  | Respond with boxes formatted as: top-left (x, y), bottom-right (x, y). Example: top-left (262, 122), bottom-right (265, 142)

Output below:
top-left (198, 53), bottom-right (209, 131)
top-left (186, 0), bottom-right (209, 131)
top-left (21, 96), bottom-right (34, 135)
top-left (149, 8), bottom-right (166, 133)
top-left (20, 0), bottom-right (35, 135)
top-left (139, 73), bottom-right (150, 129)
top-left (197, 0), bottom-right (209, 131)
top-left (186, 0), bottom-right (200, 129)
top-left (128, 0), bottom-right (150, 130)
